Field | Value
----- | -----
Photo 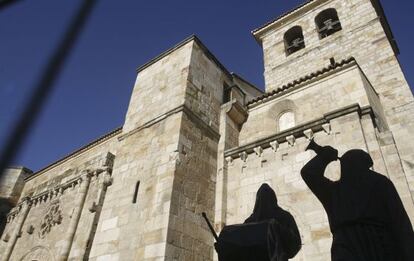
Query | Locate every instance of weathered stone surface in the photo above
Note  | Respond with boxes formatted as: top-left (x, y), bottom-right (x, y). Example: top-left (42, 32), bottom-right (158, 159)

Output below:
top-left (1, 0), bottom-right (413, 260)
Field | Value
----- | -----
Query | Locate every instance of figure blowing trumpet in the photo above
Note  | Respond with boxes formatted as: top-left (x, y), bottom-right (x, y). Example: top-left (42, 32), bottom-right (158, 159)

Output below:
top-left (301, 138), bottom-right (414, 261)
top-left (305, 138), bottom-right (340, 161)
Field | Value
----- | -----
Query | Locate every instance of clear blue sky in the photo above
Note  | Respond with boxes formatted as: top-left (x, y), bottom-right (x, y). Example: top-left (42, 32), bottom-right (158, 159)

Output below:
top-left (1, 0), bottom-right (413, 172)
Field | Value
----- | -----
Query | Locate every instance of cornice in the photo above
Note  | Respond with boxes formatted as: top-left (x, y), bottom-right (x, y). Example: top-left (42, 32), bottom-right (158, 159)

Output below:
top-left (225, 104), bottom-right (373, 159)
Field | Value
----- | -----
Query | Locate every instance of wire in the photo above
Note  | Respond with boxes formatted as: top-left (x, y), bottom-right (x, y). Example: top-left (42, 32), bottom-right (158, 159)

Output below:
top-left (0, 0), bottom-right (98, 175)
top-left (0, 0), bottom-right (22, 11)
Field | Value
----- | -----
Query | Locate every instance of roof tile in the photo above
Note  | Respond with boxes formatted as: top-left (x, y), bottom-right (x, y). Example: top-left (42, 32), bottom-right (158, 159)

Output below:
top-left (246, 57), bottom-right (356, 107)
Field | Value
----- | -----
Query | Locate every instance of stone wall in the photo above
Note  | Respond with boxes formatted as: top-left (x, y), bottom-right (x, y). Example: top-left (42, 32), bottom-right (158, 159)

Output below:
top-left (0, 131), bottom-right (119, 261)
top-left (0, 167), bottom-right (32, 205)
top-left (220, 41), bottom-right (414, 260)
top-left (89, 114), bottom-right (182, 261)
top-left (223, 105), bottom-right (409, 260)
top-left (0, 167), bottom-right (32, 237)
top-left (254, 0), bottom-right (414, 202)
top-left (123, 40), bottom-right (193, 133)
top-left (88, 38), bottom-right (195, 260)
top-left (164, 39), bottom-right (226, 260)
top-left (1, 0), bottom-right (413, 260)
top-left (21, 131), bottom-right (119, 199)
top-left (240, 62), bottom-right (381, 145)
top-left (214, 100), bottom-right (247, 238)
top-left (165, 112), bottom-right (219, 260)
top-left (90, 37), bottom-right (229, 260)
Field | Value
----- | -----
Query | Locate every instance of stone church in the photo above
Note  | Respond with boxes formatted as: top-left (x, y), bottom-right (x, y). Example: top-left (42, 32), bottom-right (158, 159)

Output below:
top-left (1, 0), bottom-right (414, 260)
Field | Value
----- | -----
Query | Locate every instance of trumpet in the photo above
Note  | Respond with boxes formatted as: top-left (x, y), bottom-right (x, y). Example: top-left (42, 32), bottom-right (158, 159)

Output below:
top-left (305, 138), bottom-right (340, 160)
top-left (305, 138), bottom-right (323, 154)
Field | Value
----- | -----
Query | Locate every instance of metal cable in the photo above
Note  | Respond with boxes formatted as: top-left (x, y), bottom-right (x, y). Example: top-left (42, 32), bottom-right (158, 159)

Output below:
top-left (0, 0), bottom-right (98, 175)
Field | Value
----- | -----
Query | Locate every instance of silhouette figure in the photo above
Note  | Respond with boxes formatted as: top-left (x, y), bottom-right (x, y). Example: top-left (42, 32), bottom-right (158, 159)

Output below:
top-left (301, 139), bottom-right (414, 261)
top-left (213, 184), bottom-right (301, 261)
top-left (245, 184), bottom-right (302, 261)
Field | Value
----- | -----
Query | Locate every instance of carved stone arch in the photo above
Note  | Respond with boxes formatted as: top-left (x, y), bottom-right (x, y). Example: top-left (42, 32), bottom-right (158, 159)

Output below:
top-left (278, 111), bottom-right (295, 132)
top-left (266, 99), bottom-right (298, 132)
top-left (315, 8), bottom-right (342, 39)
top-left (284, 26), bottom-right (305, 55)
top-left (20, 246), bottom-right (54, 261)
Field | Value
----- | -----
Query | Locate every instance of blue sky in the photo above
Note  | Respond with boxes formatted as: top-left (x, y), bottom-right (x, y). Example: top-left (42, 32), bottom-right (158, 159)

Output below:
top-left (1, 0), bottom-right (413, 172)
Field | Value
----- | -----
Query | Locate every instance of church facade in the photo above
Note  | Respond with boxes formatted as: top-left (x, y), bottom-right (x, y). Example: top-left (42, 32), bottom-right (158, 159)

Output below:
top-left (1, 0), bottom-right (414, 260)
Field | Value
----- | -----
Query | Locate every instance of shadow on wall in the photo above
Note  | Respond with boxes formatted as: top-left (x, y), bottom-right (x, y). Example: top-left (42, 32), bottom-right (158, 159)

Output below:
top-left (301, 139), bottom-right (414, 261)
top-left (205, 139), bottom-right (414, 261)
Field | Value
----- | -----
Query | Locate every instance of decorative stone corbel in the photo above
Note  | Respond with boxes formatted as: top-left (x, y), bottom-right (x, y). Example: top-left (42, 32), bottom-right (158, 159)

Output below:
top-left (239, 152), bottom-right (248, 162)
top-left (48, 191), bottom-right (54, 200)
top-left (225, 100), bottom-right (248, 130)
top-left (169, 150), bottom-right (182, 166)
top-left (94, 166), bottom-right (112, 177)
top-left (270, 141), bottom-right (279, 152)
top-left (286, 135), bottom-right (296, 146)
top-left (322, 123), bottom-right (331, 135)
top-left (103, 174), bottom-right (113, 187)
top-left (2, 233), bottom-right (10, 242)
top-left (225, 156), bottom-right (233, 164)
top-left (303, 129), bottom-right (314, 140)
top-left (89, 202), bottom-right (98, 213)
top-left (27, 225), bottom-right (34, 234)
top-left (254, 146), bottom-right (263, 157)
top-left (103, 152), bottom-right (115, 170)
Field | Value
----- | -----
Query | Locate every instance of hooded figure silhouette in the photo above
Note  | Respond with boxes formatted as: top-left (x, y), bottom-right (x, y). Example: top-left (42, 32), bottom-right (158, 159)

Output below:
top-left (214, 184), bottom-right (301, 261)
top-left (245, 184), bottom-right (302, 260)
top-left (301, 145), bottom-right (414, 261)
top-left (245, 184), bottom-right (281, 222)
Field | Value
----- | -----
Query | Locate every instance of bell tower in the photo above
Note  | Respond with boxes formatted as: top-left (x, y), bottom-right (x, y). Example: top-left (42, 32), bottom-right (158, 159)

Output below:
top-left (253, 0), bottom-right (414, 207)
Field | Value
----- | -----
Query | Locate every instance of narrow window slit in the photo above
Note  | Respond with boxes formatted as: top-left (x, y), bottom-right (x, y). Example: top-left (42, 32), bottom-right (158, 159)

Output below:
top-left (132, 181), bottom-right (140, 204)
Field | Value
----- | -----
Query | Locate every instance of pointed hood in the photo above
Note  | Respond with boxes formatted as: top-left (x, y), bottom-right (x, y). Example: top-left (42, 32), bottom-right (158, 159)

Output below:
top-left (245, 184), bottom-right (280, 223)
top-left (340, 149), bottom-right (373, 182)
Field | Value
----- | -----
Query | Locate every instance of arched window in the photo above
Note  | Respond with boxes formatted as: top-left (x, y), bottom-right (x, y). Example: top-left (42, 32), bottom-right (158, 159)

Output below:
top-left (284, 26), bottom-right (305, 56)
top-left (315, 8), bottom-right (342, 39)
top-left (278, 111), bottom-right (295, 131)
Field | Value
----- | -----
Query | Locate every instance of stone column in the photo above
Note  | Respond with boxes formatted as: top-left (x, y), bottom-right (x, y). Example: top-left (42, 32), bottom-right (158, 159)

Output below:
top-left (215, 101), bottom-right (247, 232)
top-left (79, 169), bottom-right (112, 260)
top-left (2, 197), bottom-right (31, 261)
top-left (58, 170), bottom-right (92, 261)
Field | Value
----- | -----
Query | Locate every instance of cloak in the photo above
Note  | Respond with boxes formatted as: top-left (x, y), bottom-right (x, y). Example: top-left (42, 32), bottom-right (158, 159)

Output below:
top-left (301, 149), bottom-right (414, 261)
top-left (215, 184), bottom-right (301, 261)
